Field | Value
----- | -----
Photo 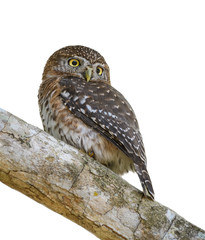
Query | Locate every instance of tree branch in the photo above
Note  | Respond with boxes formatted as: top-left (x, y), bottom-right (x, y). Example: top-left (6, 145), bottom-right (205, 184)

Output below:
top-left (0, 108), bottom-right (204, 240)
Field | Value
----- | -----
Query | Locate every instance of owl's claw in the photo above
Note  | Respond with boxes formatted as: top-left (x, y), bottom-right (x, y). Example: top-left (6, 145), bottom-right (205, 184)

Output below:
top-left (80, 149), bottom-right (94, 158)
top-left (88, 151), bottom-right (95, 158)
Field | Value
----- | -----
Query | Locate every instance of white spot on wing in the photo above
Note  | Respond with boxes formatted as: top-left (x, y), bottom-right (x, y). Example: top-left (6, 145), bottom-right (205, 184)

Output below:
top-left (61, 91), bottom-right (70, 98)
top-left (86, 104), bottom-right (97, 113)
top-left (73, 96), bottom-right (79, 101)
top-left (91, 117), bottom-right (96, 122)
top-left (108, 112), bottom-right (117, 119)
top-left (124, 127), bottom-right (130, 132)
top-left (113, 105), bottom-right (119, 109)
top-left (80, 96), bottom-right (89, 104)
top-left (80, 108), bottom-right (85, 114)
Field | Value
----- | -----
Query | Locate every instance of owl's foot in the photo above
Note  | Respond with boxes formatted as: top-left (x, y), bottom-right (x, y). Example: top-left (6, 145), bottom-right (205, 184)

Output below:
top-left (80, 149), bottom-right (95, 158)
top-left (88, 151), bottom-right (95, 158)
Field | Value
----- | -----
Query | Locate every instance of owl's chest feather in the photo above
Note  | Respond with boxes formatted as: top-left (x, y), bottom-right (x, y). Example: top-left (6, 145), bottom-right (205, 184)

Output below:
top-left (41, 95), bottom-right (95, 148)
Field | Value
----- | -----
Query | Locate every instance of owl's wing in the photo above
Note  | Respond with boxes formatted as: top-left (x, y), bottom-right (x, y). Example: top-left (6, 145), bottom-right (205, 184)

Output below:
top-left (59, 76), bottom-right (154, 199)
top-left (59, 77), bottom-right (145, 160)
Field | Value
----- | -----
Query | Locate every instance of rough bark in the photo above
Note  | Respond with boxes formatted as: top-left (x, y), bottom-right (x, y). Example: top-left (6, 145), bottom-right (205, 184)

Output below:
top-left (0, 108), bottom-right (204, 240)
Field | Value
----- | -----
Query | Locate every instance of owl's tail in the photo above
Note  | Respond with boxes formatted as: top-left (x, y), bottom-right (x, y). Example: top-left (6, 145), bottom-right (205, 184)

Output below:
top-left (134, 162), bottom-right (155, 200)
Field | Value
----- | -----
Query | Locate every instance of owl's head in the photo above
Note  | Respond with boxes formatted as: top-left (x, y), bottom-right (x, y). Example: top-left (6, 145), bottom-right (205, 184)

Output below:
top-left (43, 45), bottom-right (110, 84)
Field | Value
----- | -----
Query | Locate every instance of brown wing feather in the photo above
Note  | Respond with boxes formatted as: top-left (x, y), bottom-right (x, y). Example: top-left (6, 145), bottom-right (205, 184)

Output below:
top-left (59, 76), bottom-right (154, 199)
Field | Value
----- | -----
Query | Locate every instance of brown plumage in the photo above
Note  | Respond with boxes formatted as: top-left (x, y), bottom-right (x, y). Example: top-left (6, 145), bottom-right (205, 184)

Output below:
top-left (38, 45), bottom-right (154, 199)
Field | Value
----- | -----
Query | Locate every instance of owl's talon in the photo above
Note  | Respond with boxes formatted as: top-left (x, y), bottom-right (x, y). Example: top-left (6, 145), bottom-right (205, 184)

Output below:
top-left (88, 151), bottom-right (95, 158)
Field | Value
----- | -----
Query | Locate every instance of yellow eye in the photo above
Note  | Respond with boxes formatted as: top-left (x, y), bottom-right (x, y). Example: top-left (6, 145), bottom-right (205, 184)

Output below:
top-left (68, 58), bottom-right (80, 67)
top-left (96, 66), bottom-right (103, 76)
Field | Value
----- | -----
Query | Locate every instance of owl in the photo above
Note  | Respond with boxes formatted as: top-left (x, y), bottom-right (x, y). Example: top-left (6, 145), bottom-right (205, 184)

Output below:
top-left (38, 45), bottom-right (154, 199)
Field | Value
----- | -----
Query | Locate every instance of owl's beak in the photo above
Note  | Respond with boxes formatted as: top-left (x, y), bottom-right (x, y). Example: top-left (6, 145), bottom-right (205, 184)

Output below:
top-left (85, 66), bottom-right (93, 82)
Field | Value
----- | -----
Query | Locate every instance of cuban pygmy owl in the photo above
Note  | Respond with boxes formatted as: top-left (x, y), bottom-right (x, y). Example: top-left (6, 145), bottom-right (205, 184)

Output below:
top-left (38, 45), bottom-right (154, 199)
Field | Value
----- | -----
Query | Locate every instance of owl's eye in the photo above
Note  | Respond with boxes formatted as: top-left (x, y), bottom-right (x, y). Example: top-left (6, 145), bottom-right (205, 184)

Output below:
top-left (96, 66), bottom-right (103, 76)
top-left (68, 59), bottom-right (80, 67)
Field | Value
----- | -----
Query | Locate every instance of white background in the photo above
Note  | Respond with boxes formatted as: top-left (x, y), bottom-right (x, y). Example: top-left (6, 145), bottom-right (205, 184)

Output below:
top-left (0, 1), bottom-right (205, 239)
